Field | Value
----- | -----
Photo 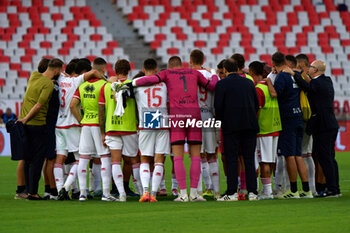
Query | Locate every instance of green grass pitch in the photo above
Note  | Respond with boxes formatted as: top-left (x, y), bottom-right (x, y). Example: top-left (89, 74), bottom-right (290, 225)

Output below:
top-left (1, 152), bottom-right (350, 233)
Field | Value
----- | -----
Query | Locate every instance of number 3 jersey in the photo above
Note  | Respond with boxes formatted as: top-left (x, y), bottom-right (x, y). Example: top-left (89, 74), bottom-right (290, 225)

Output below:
top-left (56, 73), bottom-right (85, 128)
top-left (133, 78), bottom-right (168, 129)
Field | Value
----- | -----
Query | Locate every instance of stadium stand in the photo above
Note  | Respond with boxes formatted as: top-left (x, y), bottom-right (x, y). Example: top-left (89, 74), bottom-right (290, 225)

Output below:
top-left (113, 0), bottom-right (350, 99)
top-left (0, 0), bottom-right (133, 100)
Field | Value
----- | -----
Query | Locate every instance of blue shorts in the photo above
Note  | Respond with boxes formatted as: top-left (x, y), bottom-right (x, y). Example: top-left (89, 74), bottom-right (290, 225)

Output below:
top-left (277, 117), bottom-right (303, 156)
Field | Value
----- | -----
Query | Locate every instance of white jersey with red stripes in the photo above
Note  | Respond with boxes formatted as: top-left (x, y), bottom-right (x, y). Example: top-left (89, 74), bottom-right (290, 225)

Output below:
top-left (134, 77), bottom-right (168, 129)
top-left (197, 69), bottom-right (215, 120)
top-left (56, 73), bottom-right (85, 128)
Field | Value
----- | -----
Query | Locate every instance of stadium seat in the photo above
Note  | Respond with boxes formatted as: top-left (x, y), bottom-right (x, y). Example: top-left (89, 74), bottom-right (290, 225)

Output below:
top-left (0, 0), bottom-right (130, 100)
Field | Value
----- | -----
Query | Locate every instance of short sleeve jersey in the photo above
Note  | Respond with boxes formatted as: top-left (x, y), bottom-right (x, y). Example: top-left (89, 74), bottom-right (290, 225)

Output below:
top-left (133, 78), bottom-right (168, 129)
top-left (56, 73), bottom-right (85, 128)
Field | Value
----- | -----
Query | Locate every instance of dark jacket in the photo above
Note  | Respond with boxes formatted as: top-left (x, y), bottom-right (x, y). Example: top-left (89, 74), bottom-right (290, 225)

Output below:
top-left (294, 73), bottom-right (339, 134)
top-left (214, 73), bottom-right (259, 134)
top-left (6, 120), bottom-right (26, 160)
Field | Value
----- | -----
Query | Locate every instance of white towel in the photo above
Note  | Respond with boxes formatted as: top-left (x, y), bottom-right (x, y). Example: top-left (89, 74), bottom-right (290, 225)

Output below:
top-left (114, 90), bottom-right (125, 116)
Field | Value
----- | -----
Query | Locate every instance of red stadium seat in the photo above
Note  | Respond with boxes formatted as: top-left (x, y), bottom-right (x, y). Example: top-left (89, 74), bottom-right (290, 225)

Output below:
top-left (40, 41), bottom-right (52, 49)
top-left (332, 68), bottom-right (343, 76)
top-left (167, 48), bottom-right (179, 55)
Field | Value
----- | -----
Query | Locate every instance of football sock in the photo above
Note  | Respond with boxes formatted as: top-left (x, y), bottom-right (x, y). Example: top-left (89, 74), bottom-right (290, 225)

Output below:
top-left (132, 163), bottom-right (142, 194)
top-left (51, 188), bottom-right (58, 196)
top-left (140, 162), bottom-right (150, 194)
top-left (101, 156), bottom-right (112, 197)
top-left (274, 156), bottom-right (284, 191)
top-left (92, 163), bottom-right (102, 192)
top-left (290, 182), bottom-right (297, 193)
top-left (88, 168), bottom-right (93, 192)
top-left (197, 174), bottom-right (203, 193)
top-left (63, 164), bottom-right (71, 180)
top-left (64, 162), bottom-right (78, 191)
top-left (78, 156), bottom-right (90, 197)
top-left (303, 156), bottom-right (316, 193)
top-left (174, 156), bottom-right (187, 190)
top-left (16, 185), bottom-right (25, 193)
top-left (112, 162), bottom-right (126, 196)
top-left (200, 158), bottom-right (211, 190)
top-left (190, 156), bottom-right (201, 189)
top-left (171, 173), bottom-right (178, 190)
top-left (208, 159), bottom-right (220, 193)
top-left (240, 171), bottom-right (246, 190)
top-left (180, 189), bottom-right (187, 196)
top-left (302, 182), bottom-right (310, 192)
top-left (151, 163), bottom-right (164, 196)
top-left (53, 163), bottom-right (64, 192)
top-left (160, 171), bottom-right (166, 190)
top-left (45, 185), bottom-right (51, 194)
top-left (261, 177), bottom-right (272, 195)
top-left (190, 188), bottom-right (198, 197)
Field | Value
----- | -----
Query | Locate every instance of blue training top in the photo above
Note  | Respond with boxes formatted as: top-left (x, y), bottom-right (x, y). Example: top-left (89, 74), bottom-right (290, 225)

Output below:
top-left (273, 71), bottom-right (302, 119)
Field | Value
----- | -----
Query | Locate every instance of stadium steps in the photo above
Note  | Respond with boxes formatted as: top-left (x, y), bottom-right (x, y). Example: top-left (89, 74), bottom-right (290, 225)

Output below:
top-left (86, 0), bottom-right (163, 70)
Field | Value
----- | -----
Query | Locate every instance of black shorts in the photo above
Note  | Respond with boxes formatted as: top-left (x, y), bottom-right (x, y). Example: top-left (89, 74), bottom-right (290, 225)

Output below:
top-left (65, 152), bottom-right (76, 164)
top-left (278, 117), bottom-right (303, 157)
top-left (46, 123), bottom-right (56, 160)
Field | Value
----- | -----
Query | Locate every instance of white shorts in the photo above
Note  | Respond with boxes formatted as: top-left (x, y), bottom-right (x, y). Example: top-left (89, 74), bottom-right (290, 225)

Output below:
top-left (79, 126), bottom-right (109, 157)
top-left (105, 134), bottom-right (138, 157)
top-left (139, 130), bottom-right (170, 156)
top-left (56, 127), bottom-right (81, 156)
top-left (256, 136), bottom-right (278, 163)
top-left (302, 127), bottom-right (313, 155)
top-left (200, 129), bottom-right (217, 154)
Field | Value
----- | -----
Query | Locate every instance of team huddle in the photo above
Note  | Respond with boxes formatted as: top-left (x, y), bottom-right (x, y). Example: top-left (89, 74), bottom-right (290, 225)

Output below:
top-left (17, 48), bottom-right (340, 202)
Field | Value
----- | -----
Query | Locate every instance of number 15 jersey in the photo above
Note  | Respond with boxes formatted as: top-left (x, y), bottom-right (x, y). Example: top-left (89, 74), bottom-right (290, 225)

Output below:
top-left (134, 78), bottom-right (168, 129)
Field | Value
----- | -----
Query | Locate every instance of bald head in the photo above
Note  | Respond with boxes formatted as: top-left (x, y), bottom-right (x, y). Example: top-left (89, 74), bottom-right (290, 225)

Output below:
top-left (309, 60), bottom-right (326, 78)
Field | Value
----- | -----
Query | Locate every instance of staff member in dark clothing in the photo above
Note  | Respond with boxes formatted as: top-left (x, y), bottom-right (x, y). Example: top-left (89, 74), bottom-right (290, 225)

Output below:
top-left (266, 52), bottom-right (311, 199)
top-left (286, 60), bottom-right (340, 197)
top-left (17, 58), bottom-right (64, 200)
top-left (214, 59), bottom-right (260, 201)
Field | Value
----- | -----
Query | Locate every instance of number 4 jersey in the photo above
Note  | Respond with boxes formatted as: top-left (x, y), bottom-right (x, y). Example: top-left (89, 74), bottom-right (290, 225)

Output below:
top-left (56, 73), bottom-right (85, 128)
top-left (134, 79), bottom-right (168, 129)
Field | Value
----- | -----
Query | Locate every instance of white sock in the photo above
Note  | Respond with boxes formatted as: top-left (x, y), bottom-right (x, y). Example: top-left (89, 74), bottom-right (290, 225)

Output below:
top-left (100, 156), bottom-right (112, 197)
top-left (197, 174), bottom-right (203, 193)
top-left (208, 160), bottom-right (220, 193)
top-left (171, 173), bottom-right (178, 190)
top-left (88, 168), bottom-right (94, 192)
top-left (112, 162), bottom-right (126, 196)
top-left (274, 156), bottom-right (285, 191)
top-left (201, 158), bottom-right (211, 190)
top-left (180, 189), bottom-right (187, 196)
top-left (283, 161), bottom-right (290, 191)
top-left (64, 162), bottom-right (78, 191)
top-left (190, 188), bottom-right (198, 197)
top-left (92, 163), bottom-right (102, 192)
top-left (151, 163), bottom-right (164, 196)
top-left (78, 157), bottom-right (90, 196)
top-left (53, 163), bottom-right (64, 192)
top-left (303, 156), bottom-right (316, 193)
top-left (63, 164), bottom-right (71, 181)
top-left (132, 163), bottom-right (142, 194)
top-left (263, 183), bottom-right (272, 195)
top-left (140, 163), bottom-right (150, 194)
top-left (160, 171), bottom-right (166, 190)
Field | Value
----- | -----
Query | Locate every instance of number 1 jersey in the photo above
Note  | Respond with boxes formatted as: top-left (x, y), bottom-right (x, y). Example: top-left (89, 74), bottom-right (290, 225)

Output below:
top-left (134, 78), bottom-right (168, 129)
